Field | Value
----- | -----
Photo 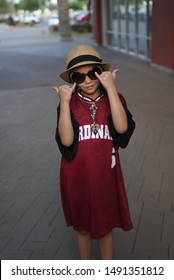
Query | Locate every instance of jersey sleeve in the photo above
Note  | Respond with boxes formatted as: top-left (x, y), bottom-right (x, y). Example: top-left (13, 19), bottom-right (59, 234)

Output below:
top-left (55, 107), bottom-right (79, 161)
top-left (108, 94), bottom-right (136, 149)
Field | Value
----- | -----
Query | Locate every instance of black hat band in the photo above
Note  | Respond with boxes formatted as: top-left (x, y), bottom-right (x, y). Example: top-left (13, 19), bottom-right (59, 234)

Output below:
top-left (67, 55), bottom-right (102, 70)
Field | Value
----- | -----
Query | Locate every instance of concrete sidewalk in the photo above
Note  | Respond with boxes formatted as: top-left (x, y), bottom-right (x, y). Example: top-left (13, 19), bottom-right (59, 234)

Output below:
top-left (0, 26), bottom-right (174, 260)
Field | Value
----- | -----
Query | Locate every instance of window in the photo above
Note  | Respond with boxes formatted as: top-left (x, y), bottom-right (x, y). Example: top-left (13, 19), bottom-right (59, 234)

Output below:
top-left (104, 0), bottom-right (152, 59)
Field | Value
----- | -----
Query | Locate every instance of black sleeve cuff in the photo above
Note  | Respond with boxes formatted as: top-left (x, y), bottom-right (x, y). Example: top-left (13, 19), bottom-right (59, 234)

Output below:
top-left (108, 104), bottom-right (136, 148)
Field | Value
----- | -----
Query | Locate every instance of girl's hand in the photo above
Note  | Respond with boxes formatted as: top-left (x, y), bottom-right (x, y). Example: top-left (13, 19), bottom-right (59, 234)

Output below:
top-left (95, 69), bottom-right (119, 91)
top-left (53, 83), bottom-right (76, 103)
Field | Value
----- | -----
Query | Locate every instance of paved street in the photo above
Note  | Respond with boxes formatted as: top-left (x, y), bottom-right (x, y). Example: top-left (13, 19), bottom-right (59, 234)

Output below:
top-left (0, 24), bottom-right (174, 260)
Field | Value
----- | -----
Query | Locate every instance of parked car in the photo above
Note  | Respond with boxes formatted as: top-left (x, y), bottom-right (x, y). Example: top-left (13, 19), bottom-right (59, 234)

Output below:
top-left (13, 13), bottom-right (40, 24)
top-left (75, 11), bottom-right (91, 23)
top-left (23, 13), bottom-right (40, 24)
top-left (47, 14), bottom-right (76, 32)
top-left (48, 16), bottom-right (59, 31)
top-left (47, 11), bottom-right (91, 33)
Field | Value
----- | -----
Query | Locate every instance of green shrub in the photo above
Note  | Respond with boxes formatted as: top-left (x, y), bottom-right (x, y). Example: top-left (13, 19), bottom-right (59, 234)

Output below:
top-left (71, 23), bottom-right (91, 32)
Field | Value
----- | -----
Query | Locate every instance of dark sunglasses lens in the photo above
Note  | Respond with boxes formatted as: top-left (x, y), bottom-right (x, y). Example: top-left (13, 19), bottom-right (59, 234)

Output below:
top-left (70, 66), bottom-right (102, 84)
top-left (88, 66), bottom-right (102, 80)
top-left (94, 66), bottom-right (102, 75)
top-left (71, 72), bottom-right (85, 84)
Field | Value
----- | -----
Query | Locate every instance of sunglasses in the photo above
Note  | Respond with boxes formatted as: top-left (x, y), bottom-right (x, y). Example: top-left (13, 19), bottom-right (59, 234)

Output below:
top-left (70, 66), bottom-right (103, 84)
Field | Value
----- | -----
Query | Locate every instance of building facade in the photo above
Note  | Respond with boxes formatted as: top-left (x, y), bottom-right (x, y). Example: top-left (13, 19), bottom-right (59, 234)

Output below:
top-left (92, 0), bottom-right (174, 72)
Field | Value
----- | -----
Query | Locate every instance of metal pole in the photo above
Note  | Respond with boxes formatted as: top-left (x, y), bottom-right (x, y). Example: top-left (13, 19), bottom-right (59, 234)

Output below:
top-left (38, 0), bottom-right (45, 33)
top-left (11, 0), bottom-right (15, 15)
top-left (135, 0), bottom-right (139, 55)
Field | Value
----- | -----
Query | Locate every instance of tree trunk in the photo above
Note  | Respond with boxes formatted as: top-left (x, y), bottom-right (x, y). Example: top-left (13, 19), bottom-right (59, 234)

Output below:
top-left (57, 0), bottom-right (72, 41)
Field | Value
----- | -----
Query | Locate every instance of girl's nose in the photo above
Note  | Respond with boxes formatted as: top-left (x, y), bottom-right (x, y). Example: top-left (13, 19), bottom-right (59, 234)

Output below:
top-left (84, 75), bottom-right (91, 83)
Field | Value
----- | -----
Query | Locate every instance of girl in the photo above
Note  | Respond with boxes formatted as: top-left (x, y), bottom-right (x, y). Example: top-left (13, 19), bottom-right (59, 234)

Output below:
top-left (53, 44), bottom-right (135, 260)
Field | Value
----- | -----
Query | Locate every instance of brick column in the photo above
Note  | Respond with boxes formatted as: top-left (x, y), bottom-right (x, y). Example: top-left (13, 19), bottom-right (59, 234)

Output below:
top-left (151, 0), bottom-right (174, 71)
top-left (92, 0), bottom-right (103, 45)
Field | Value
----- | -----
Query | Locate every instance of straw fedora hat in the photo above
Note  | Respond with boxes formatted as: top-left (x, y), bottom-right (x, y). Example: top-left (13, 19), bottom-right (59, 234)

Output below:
top-left (60, 44), bottom-right (110, 83)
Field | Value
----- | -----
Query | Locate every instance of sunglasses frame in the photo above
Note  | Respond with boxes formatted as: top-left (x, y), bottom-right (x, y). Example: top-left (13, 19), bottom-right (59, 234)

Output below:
top-left (70, 65), bottom-right (103, 84)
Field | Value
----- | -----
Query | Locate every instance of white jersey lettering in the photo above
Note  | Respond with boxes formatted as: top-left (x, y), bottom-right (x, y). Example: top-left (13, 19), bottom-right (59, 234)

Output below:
top-left (79, 126), bottom-right (84, 141)
top-left (84, 125), bottom-right (91, 139)
top-left (111, 147), bottom-right (116, 168)
top-left (104, 125), bottom-right (110, 139)
top-left (79, 124), bottom-right (113, 141)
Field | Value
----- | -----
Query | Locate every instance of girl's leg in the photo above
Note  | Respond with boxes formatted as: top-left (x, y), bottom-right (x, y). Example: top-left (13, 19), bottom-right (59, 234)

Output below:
top-left (98, 231), bottom-right (114, 260)
top-left (77, 231), bottom-right (92, 260)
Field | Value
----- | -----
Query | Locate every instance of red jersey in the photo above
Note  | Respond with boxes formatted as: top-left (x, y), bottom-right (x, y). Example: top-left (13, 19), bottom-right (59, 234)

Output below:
top-left (57, 92), bottom-right (133, 239)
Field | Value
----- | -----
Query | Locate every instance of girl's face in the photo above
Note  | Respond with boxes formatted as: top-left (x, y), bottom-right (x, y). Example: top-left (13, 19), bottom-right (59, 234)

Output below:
top-left (72, 64), bottom-right (101, 98)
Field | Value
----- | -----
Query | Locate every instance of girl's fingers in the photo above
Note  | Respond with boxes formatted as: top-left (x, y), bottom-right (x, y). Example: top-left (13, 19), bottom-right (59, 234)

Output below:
top-left (95, 69), bottom-right (119, 80)
top-left (71, 82), bottom-right (77, 91)
top-left (53, 83), bottom-right (76, 94)
top-left (112, 69), bottom-right (119, 79)
top-left (95, 71), bottom-right (101, 80)
top-left (95, 71), bottom-right (100, 77)
top-left (52, 86), bottom-right (59, 93)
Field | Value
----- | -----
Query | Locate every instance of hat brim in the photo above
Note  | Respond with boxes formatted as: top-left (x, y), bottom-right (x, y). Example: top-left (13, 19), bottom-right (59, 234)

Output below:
top-left (60, 61), bottom-right (110, 83)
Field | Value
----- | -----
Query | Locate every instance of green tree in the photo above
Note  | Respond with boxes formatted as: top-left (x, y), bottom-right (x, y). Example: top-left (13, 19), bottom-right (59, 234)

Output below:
top-left (0, 0), bottom-right (10, 14)
top-left (19, 0), bottom-right (45, 11)
top-left (69, 0), bottom-right (81, 10)
top-left (69, 0), bottom-right (90, 11)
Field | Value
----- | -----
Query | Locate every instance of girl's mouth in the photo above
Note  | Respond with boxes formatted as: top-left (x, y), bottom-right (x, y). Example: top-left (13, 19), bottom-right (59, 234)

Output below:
top-left (86, 85), bottom-right (94, 90)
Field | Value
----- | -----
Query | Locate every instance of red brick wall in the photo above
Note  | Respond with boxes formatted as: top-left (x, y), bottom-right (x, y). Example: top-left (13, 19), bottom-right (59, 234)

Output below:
top-left (152, 0), bottom-right (174, 70)
top-left (92, 0), bottom-right (102, 45)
